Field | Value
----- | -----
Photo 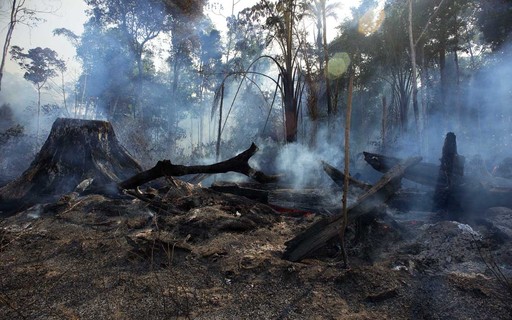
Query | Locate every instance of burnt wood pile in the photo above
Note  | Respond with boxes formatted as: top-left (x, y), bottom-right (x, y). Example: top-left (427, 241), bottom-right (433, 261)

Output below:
top-left (0, 118), bottom-right (279, 216)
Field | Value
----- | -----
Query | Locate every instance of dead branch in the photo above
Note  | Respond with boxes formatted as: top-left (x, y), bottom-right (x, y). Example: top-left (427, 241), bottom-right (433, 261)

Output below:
top-left (321, 160), bottom-right (372, 191)
top-left (119, 143), bottom-right (279, 190)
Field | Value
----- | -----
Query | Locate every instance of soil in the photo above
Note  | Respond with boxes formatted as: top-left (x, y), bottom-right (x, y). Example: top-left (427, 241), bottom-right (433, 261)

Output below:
top-left (1, 183), bottom-right (511, 319)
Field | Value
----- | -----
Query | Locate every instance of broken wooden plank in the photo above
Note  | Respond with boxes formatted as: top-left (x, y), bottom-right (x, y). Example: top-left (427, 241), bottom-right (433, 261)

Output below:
top-left (283, 156), bottom-right (422, 262)
top-left (119, 143), bottom-right (279, 190)
top-left (321, 160), bottom-right (372, 191)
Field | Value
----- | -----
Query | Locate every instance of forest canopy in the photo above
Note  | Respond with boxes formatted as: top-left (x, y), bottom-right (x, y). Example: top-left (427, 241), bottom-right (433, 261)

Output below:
top-left (1, 0), bottom-right (512, 173)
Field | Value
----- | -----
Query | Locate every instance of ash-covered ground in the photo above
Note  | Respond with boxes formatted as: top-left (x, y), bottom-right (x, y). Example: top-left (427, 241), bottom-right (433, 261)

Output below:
top-left (1, 181), bottom-right (511, 319)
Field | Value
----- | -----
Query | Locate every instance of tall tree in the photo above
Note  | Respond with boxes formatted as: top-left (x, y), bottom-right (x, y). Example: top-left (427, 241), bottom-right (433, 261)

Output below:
top-left (303, 0), bottom-right (341, 135)
top-left (239, 0), bottom-right (307, 142)
top-left (84, 0), bottom-right (171, 119)
top-left (9, 46), bottom-right (65, 141)
top-left (0, 0), bottom-right (43, 91)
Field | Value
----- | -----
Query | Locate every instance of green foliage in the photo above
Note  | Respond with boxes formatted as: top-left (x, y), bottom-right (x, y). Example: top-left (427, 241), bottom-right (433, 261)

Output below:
top-left (9, 46), bottom-right (65, 89)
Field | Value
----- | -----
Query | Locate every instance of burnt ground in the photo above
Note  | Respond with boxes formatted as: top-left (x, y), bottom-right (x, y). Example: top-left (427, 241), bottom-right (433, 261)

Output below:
top-left (1, 183), bottom-right (512, 319)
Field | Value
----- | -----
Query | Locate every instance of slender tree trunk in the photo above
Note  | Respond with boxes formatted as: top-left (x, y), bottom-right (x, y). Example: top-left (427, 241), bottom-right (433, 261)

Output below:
top-left (408, 0), bottom-right (420, 137)
top-left (283, 1), bottom-right (297, 142)
top-left (136, 52), bottom-right (144, 120)
top-left (80, 73), bottom-right (88, 119)
top-left (60, 70), bottom-right (69, 116)
top-left (0, 0), bottom-right (19, 91)
top-left (439, 46), bottom-right (447, 129)
top-left (216, 84), bottom-right (224, 161)
top-left (454, 50), bottom-right (461, 131)
top-left (381, 96), bottom-right (387, 152)
top-left (340, 73), bottom-right (354, 268)
top-left (36, 85), bottom-right (41, 145)
top-left (322, 0), bottom-right (333, 137)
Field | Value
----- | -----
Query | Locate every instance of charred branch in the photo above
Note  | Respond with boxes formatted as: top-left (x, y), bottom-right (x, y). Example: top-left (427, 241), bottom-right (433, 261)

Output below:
top-left (210, 181), bottom-right (269, 204)
top-left (321, 160), bottom-right (372, 191)
top-left (119, 143), bottom-right (279, 190)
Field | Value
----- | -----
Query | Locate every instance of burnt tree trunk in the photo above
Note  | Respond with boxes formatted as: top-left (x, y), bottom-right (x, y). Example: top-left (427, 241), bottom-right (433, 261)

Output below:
top-left (363, 152), bottom-right (439, 187)
top-left (0, 118), bottom-right (143, 215)
top-left (433, 132), bottom-right (464, 215)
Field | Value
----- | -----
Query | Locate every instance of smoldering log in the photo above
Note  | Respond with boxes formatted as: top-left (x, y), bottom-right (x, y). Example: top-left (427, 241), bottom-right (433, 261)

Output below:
top-left (0, 118), bottom-right (143, 215)
top-left (118, 143), bottom-right (279, 190)
top-left (283, 157), bottom-right (422, 262)
top-left (363, 152), bottom-right (438, 186)
top-left (364, 133), bottom-right (512, 214)
top-left (321, 160), bottom-right (372, 191)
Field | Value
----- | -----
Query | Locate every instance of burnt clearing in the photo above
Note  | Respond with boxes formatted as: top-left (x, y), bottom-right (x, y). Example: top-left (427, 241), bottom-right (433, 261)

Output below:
top-left (1, 119), bottom-right (511, 319)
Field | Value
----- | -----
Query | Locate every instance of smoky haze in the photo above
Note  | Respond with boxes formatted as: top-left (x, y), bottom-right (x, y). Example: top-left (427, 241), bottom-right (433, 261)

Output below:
top-left (0, 0), bottom-right (511, 193)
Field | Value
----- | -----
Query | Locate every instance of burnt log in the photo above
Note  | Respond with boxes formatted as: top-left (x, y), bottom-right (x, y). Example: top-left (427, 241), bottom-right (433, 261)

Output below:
top-left (210, 181), bottom-right (269, 203)
top-left (363, 152), bottom-right (438, 186)
top-left (321, 160), bottom-right (372, 191)
top-left (283, 157), bottom-right (422, 262)
top-left (119, 143), bottom-right (279, 190)
top-left (0, 118), bottom-right (142, 215)
top-left (364, 135), bottom-right (512, 214)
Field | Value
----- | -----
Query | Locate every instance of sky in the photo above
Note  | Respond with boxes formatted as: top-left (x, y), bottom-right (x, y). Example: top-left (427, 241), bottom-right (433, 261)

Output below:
top-left (0, 0), bottom-right (88, 77)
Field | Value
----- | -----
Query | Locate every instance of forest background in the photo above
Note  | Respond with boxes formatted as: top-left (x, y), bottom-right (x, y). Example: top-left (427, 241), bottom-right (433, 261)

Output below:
top-left (0, 0), bottom-right (511, 186)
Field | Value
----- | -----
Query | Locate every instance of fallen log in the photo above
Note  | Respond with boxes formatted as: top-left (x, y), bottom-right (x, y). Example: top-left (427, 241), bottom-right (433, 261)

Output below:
top-left (210, 181), bottom-right (269, 203)
top-left (321, 160), bottom-right (372, 191)
top-left (119, 143), bottom-right (279, 190)
top-left (363, 152), bottom-right (438, 186)
top-left (283, 156), bottom-right (422, 262)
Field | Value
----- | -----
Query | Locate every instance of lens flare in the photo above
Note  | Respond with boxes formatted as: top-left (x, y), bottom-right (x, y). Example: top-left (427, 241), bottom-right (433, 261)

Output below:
top-left (358, 7), bottom-right (385, 36)
top-left (327, 52), bottom-right (351, 79)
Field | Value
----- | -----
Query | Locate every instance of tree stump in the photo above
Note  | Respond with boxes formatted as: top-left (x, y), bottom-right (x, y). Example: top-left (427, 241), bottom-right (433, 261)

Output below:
top-left (433, 132), bottom-right (465, 216)
top-left (0, 118), bottom-right (142, 215)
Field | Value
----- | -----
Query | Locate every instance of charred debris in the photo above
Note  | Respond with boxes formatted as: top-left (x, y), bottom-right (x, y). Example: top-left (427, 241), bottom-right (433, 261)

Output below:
top-left (1, 118), bottom-right (512, 263)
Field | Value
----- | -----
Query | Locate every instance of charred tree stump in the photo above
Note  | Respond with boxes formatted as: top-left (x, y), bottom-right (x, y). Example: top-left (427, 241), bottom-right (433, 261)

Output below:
top-left (433, 132), bottom-right (465, 215)
top-left (118, 143), bottom-right (279, 190)
top-left (0, 118), bottom-right (143, 215)
top-left (283, 157), bottom-right (421, 262)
